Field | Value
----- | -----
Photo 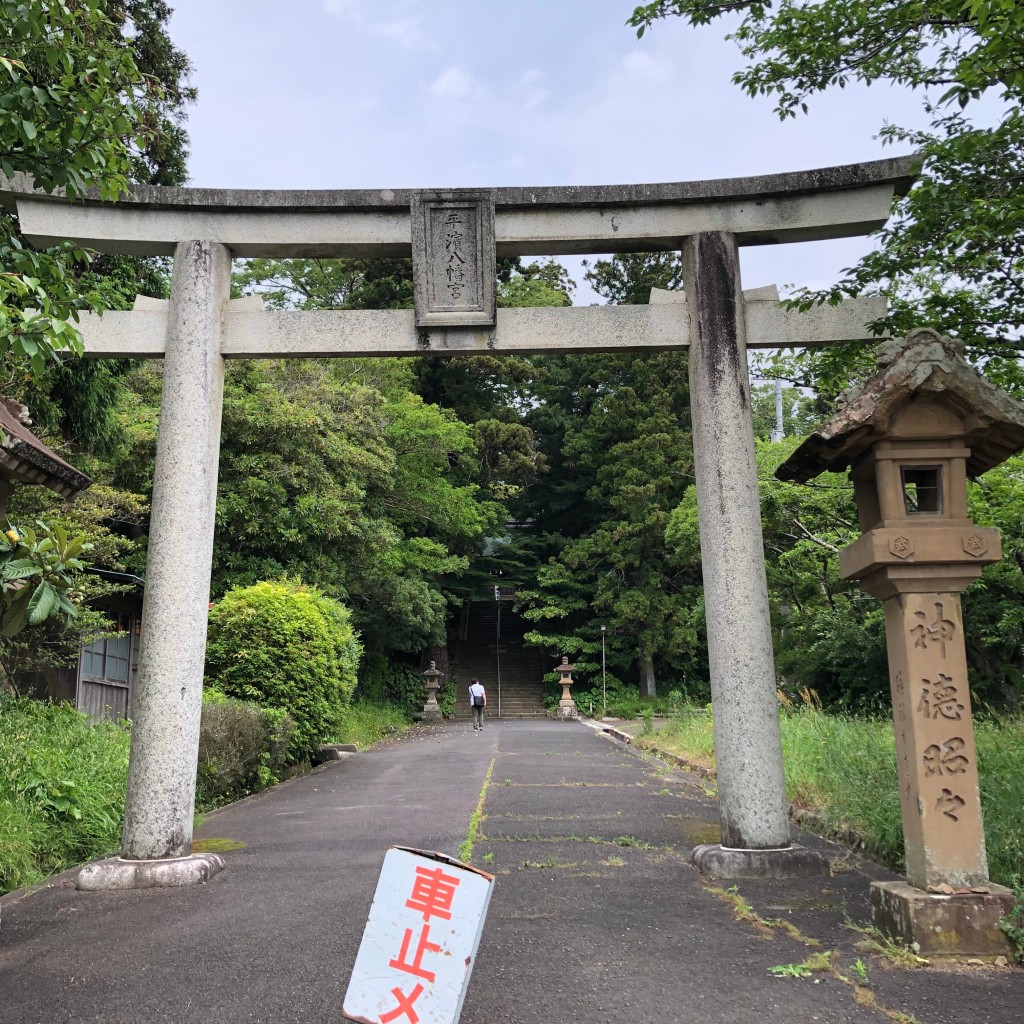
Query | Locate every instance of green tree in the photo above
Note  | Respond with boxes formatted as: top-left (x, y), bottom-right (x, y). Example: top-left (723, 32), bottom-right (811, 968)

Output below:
top-left (233, 257), bottom-right (414, 311)
top-left (749, 382), bottom-right (819, 440)
top-left (629, 2), bottom-right (1024, 378)
top-left (0, 521), bottom-right (89, 641)
top-left (106, 357), bottom-right (499, 658)
top-left (3, 0), bottom-right (194, 453)
top-left (0, 0), bottom-right (169, 370)
top-left (514, 253), bottom-right (697, 697)
top-left (964, 453), bottom-right (1024, 706)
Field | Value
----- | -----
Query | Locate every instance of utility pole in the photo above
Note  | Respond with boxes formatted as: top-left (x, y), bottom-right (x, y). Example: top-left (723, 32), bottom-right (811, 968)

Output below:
top-left (601, 625), bottom-right (607, 719)
top-left (770, 378), bottom-right (785, 443)
top-left (494, 584), bottom-right (502, 720)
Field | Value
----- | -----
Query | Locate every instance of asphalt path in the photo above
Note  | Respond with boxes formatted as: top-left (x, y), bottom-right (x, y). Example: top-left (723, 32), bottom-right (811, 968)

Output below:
top-left (0, 719), bottom-right (1020, 1023)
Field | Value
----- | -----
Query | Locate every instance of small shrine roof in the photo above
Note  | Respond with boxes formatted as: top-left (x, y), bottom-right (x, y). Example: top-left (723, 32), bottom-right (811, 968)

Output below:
top-left (0, 398), bottom-right (92, 498)
top-left (776, 329), bottom-right (1024, 483)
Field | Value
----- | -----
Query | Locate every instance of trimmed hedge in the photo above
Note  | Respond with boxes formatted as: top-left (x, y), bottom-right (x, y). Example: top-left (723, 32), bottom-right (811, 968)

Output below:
top-left (196, 691), bottom-right (294, 807)
top-left (204, 581), bottom-right (361, 761)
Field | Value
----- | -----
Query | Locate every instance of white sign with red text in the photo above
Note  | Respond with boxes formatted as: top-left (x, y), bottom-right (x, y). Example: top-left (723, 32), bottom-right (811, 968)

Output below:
top-left (343, 847), bottom-right (495, 1024)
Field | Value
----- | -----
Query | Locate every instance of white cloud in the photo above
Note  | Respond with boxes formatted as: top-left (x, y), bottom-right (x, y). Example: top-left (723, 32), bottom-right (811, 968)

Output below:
top-left (370, 16), bottom-right (432, 49)
top-left (620, 50), bottom-right (672, 83)
top-left (520, 69), bottom-right (548, 109)
top-left (428, 66), bottom-right (482, 102)
top-left (321, 0), bottom-right (433, 50)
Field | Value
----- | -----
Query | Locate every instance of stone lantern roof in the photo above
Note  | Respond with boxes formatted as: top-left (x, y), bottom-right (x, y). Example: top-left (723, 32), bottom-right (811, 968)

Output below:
top-left (0, 397), bottom-right (92, 498)
top-left (776, 329), bottom-right (1024, 483)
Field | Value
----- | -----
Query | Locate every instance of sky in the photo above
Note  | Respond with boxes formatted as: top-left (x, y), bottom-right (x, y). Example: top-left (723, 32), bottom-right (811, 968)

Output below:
top-left (164, 0), bottom-right (928, 302)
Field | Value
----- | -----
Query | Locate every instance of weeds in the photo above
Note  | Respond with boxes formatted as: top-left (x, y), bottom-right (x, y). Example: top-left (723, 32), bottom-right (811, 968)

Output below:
top-left (769, 952), bottom-right (832, 978)
top-left (326, 699), bottom-right (410, 749)
top-left (707, 886), bottom-right (820, 944)
top-left (648, 702), bottom-right (1024, 887)
top-left (999, 886), bottom-right (1024, 961)
top-left (1, 699), bottom-right (129, 895)
top-left (769, 962), bottom-right (813, 978)
top-left (847, 924), bottom-right (929, 969)
top-left (458, 757), bottom-right (494, 863)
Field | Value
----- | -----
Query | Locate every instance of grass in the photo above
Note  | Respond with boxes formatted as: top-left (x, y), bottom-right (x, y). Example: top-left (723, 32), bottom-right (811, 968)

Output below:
top-left (642, 703), bottom-right (1024, 888)
top-left (0, 698), bottom-right (129, 895)
top-left (326, 699), bottom-right (412, 749)
top-left (2, 695), bottom-right (409, 896)
top-left (459, 757), bottom-right (495, 863)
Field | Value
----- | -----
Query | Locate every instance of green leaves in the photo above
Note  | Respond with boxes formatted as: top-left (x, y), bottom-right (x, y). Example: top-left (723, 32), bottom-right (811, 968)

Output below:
top-left (0, 0), bottom-right (177, 373)
top-left (627, 1), bottom-right (1024, 360)
top-left (0, 520), bottom-right (92, 638)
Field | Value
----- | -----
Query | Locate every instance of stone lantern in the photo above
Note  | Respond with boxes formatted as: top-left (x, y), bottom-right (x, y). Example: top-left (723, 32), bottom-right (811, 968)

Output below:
top-left (553, 656), bottom-right (579, 720)
top-left (418, 661), bottom-right (444, 722)
top-left (777, 329), bottom-right (1024, 956)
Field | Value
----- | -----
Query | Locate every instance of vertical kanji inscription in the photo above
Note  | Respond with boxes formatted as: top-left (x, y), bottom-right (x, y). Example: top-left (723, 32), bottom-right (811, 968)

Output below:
top-left (412, 190), bottom-right (496, 328)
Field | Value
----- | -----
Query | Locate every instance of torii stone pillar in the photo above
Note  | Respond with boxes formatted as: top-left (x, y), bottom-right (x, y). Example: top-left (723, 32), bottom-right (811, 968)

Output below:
top-left (684, 232), bottom-right (827, 877)
top-left (78, 240), bottom-right (230, 889)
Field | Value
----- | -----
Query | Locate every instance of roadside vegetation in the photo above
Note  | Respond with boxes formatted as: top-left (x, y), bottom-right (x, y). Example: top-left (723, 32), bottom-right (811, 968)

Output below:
top-left (0, 699), bottom-right (128, 895)
top-left (636, 699), bottom-right (1024, 889)
top-left (327, 700), bottom-right (410, 749)
top-left (1, 685), bottom-right (414, 896)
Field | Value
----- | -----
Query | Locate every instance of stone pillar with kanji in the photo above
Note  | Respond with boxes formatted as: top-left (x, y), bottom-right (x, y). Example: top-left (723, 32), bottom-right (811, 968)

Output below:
top-left (777, 329), bottom-right (1024, 957)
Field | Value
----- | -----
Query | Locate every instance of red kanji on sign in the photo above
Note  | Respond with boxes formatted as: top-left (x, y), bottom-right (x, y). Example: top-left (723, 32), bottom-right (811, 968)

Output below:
top-left (379, 983), bottom-right (425, 1024)
top-left (405, 865), bottom-right (461, 922)
top-left (389, 924), bottom-right (442, 983)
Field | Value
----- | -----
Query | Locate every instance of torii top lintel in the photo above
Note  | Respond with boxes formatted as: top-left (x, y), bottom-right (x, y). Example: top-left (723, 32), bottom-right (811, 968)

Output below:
top-left (0, 156), bottom-right (916, 259)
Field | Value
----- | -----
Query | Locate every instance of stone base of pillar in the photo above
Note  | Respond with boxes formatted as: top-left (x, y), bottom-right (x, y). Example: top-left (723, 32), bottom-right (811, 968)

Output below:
top-left (548, 704), bottom-right (579, 721)
top-left (413, 705), bottom-right (444, 722)
top-left (77, 853), bottom-right (226, 891)
top-left (870, 880), bottom-right (1016, 958)
top-left (691, 843), bottom-right (829, 879)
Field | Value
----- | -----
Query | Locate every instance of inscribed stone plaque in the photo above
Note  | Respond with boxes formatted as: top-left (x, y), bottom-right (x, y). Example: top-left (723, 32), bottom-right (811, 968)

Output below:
top-left (412, 190), bottom-right (496, 328)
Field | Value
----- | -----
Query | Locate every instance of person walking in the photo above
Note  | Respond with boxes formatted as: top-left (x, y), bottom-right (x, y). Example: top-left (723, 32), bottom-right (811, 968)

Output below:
top-left (468, 678), bottom-right (487, 731)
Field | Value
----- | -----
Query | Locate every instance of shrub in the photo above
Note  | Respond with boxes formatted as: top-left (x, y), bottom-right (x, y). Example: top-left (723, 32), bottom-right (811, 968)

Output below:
top-left (573, 677), bottom-right (643, 719)
top-left (357, 653), bottom-right (431, 715)
top-left (0, 698), bottom-right (129, 895)
top-left (205, 581), bottom-right (361, 762)
top-left (196, 690), bottom-right (294, 808)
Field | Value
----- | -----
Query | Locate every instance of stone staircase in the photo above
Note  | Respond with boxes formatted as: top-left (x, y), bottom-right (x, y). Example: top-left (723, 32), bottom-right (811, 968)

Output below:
top-left (451, 600), bottom-right (549, 720)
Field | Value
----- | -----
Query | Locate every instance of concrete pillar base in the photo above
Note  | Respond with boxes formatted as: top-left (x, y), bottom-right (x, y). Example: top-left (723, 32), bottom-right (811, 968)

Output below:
top-left (76, 853), bottom-right (225, 891)
top-left (415, 705), bottom-right (444, 722)
top-left (870, 880), bottom-right (1016, 958)
top-left (691, 843), bottom-right (830, 879)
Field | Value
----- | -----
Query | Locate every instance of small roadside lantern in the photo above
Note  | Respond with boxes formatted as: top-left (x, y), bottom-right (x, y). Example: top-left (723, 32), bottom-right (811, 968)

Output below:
top-left (418, 661), bottom-right (444, 723)
top-left (777, 329), bottom-right (1024, 957)
top-left (553, 656), bottom-right (578, 720)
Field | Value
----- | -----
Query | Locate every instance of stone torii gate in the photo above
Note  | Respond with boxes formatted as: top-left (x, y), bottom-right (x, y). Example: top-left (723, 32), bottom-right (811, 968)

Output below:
top-left (0, 157), bottom-right (915, 889)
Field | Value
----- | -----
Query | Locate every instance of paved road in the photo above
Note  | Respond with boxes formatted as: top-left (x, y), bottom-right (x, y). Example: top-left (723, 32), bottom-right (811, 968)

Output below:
top-left (0, 720), bottom-right (1020, 1023)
